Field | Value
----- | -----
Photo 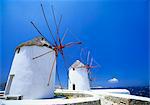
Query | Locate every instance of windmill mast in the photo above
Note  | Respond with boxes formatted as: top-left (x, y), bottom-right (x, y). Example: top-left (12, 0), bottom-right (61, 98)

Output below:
top-left (40, 4), bottom-right (57, 46)
top-left (32, 4), bottom-right (82, 88)
top-left (86, 51), bottom-right (90, 65)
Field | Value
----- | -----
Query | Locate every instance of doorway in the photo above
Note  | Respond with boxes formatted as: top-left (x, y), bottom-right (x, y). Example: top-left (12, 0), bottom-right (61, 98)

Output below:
top-left (5, 74), bottom-right (15, 94)
top-left (73, 84), bottom-right (75, 90)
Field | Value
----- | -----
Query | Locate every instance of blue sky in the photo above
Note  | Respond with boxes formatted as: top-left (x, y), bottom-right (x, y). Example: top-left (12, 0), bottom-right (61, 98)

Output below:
top-left (0, 0), bottom-right (149, 88)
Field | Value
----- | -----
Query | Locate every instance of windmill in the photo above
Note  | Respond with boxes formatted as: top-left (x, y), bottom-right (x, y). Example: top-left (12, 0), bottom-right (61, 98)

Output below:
top-left (68, 49), bottom-right (100, 91)
top-left (68, 60), bottom-right (90, 91)
top-left (5, 3), bottom-right (81, 99)
top-left (31, 4), bottom-right (82, 86)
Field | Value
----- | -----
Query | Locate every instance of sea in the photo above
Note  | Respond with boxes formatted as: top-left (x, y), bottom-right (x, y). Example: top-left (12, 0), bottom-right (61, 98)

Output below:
top-left (91, 86), bottom-right (150, 98)
top-left (125, 86), bottom-right (150, 98)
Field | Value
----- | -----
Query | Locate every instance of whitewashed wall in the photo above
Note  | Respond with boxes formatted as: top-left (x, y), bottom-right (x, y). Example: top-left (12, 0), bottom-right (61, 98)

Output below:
top-left (68, 60), bottom-right (90, 91)
top-left (5, 46), bottom-right (56, 99)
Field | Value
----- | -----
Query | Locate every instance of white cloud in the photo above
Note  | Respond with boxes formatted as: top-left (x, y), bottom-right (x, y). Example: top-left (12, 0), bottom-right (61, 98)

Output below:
top-left (108, 78), bottom-right (119, 84)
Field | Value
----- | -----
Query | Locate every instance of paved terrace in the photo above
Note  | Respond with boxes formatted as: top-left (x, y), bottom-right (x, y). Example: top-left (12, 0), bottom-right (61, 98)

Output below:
top-left (0, 89), bottom-right (150, 105)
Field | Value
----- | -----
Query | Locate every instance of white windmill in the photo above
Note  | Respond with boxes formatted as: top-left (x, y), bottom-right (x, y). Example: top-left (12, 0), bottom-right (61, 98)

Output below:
top-left (4, 4), bottom-right (81, 99)
top-left (5, 37), bottom-right (56, 99)
top-left (68, 50), bottom-right (98, 91)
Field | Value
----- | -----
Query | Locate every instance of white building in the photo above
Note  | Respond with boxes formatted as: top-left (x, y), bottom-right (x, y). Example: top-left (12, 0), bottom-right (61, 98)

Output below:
top-left (5, 37), bottom-right (56, 99)
top-left (68, 60), bottom-right (90, 91)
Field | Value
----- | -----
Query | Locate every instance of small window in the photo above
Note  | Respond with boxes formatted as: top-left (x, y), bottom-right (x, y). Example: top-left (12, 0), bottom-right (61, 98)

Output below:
top-left (41, 37), bottom-right (44, 40)
top-left (17, 48), bottom-right (20, 54)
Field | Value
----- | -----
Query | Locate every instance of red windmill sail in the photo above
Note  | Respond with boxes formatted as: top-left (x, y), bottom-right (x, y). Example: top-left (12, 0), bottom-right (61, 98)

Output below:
top-left (31, 3), bottom-right (82, 87)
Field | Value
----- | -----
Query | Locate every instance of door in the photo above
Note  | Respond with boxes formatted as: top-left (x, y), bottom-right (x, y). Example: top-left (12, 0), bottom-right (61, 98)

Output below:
top-left (73, 84), bottom-right (75, 90)
top-left (5, 74), bottom-right (15, 95)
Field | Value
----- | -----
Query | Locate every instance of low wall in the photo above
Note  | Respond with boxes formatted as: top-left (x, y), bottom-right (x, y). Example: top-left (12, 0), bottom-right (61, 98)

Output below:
top-left (100, 95), bottom-right (150, 105)
top-left (55, 89), bottom-right (150, 105)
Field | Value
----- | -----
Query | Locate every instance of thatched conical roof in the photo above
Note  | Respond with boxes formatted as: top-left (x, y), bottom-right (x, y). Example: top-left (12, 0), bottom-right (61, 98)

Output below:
top-left (15, 36), bottom-right (51, 52)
